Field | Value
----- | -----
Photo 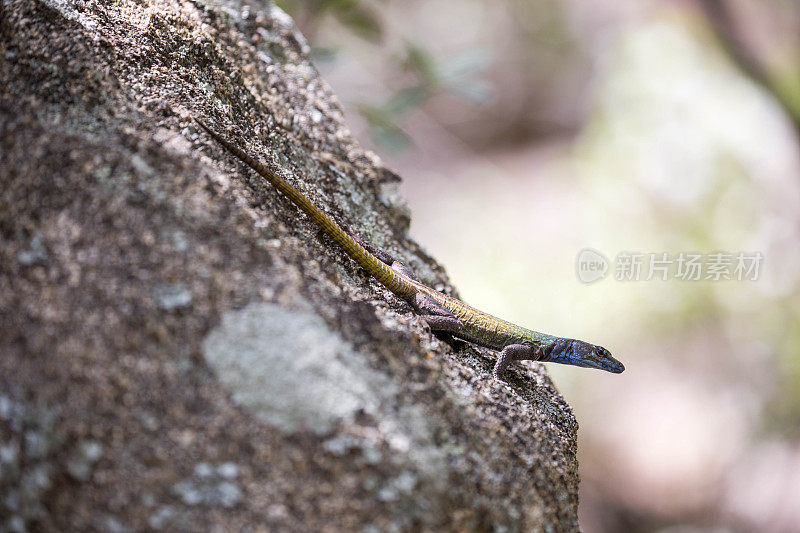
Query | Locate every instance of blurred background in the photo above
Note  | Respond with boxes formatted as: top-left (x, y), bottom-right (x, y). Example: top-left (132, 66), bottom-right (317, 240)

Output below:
top-left (277, 0), bottom-right (800, 530)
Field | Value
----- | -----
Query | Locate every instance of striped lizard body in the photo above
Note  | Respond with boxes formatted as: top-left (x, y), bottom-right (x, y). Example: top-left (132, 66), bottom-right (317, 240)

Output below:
top-left (194, 118), bottom-right (624, 378)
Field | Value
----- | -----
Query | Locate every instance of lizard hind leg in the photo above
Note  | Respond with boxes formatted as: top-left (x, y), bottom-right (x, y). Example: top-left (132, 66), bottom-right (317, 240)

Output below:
top-left (331, 215), bottom-right (398, 266)
top-left (390, 259), bottom-right (419, 283)
top-left (413, 293), bottom-right (465, 334)
top-left (362, 241), bottom-right (398, 267)
top-left (421, 315), bottom-right (463, 335)
top-left (412, 292), bottom-right (456, 318)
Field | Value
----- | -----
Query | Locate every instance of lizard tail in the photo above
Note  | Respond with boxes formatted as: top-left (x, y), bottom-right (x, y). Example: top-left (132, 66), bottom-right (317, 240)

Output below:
top-left (193, 117), bottom-right (417, 298)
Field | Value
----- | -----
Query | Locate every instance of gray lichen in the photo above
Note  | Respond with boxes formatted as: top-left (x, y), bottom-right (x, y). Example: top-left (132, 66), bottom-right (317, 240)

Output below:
top-left (203, 302), bottom-right (383, 435)
top-left (170, 462), bottom-right (243, 508)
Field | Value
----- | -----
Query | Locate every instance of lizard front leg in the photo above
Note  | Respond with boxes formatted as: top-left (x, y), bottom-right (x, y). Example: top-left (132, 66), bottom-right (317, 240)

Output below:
top-left (493, 344), bottom-right (537, 381)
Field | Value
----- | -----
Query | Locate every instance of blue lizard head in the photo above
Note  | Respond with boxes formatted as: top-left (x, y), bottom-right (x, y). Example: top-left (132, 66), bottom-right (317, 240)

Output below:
top-left (540, 339), bottom-right (624, 373)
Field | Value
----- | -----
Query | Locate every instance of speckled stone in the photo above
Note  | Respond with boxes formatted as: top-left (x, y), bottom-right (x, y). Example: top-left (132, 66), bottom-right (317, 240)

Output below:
top-left (0, 0), bottom-right (580, 531)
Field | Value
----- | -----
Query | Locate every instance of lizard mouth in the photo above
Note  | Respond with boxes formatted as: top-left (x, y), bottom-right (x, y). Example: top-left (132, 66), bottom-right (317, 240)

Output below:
top-left (583, 351), bottom-right (625, 373)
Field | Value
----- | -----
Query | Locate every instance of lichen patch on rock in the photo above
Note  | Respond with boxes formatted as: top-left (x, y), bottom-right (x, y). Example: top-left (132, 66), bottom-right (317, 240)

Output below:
top-left (203, 301), bottom-right (383, 435)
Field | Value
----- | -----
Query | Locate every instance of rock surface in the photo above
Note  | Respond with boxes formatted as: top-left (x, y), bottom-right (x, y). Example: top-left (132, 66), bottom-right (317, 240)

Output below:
top-left (0, 0), bottom-right (580, 530)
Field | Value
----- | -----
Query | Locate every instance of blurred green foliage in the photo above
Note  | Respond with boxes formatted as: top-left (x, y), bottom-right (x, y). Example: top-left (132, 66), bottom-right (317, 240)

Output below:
top-left (276, 0), bottom-right (490, 150)
top-left (276, 0), bottom-right (385, 42)
top-left (773, 69), bottom-right (800, 128)
top-left (356, 45), bottom-right (491, 149)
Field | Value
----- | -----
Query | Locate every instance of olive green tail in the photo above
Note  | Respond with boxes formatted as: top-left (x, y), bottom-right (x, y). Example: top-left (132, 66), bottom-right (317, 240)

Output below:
top-left (194, 118), bottom-right (417, 297)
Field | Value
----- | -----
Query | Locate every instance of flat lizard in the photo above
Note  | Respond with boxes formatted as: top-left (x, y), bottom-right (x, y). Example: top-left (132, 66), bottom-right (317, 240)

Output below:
top-left (194, 118), bottom-right (625, 379)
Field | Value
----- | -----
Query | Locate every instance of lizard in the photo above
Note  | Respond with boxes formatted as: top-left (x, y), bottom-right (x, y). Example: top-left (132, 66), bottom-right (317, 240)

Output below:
top-left (193, 118), bottom-right (625, 380)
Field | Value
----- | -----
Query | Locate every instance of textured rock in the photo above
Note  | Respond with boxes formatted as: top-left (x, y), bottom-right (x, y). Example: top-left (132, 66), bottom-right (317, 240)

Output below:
top-left (0, 0), bottom-right (579, 530)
